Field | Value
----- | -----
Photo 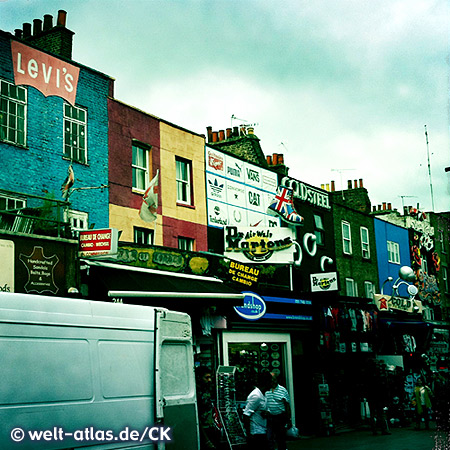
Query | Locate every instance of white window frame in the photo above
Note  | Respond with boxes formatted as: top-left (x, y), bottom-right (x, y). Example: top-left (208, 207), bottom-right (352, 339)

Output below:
top-left (364, 281), bottom-right (374, 299)
top-left (63, 103), bottom-right (87, 164)
top-left (67, 210), bottom-right (89, 238)
top-left (0, 193), bottom-right (26, 211)
top-left (387, 240), bottom-right (400, 264)
top-left (0, 78), bottom-right (27, 146)
top-left (360, 227), bottom-right (370, 259)
top-left (342, 221), bottom-right (352, 255)
top-left (132, 143), bottom-right (150, 192)
top-left (178, 236), bottom-right (194, 251)
top-left (314, 214), bottom-right (324, 246)
top-left (176, 157), bottom-right (192, 205)
top-left (134, 227), bottom-right (154, 245)
top-left (346, 278), bottom-right (358, 297)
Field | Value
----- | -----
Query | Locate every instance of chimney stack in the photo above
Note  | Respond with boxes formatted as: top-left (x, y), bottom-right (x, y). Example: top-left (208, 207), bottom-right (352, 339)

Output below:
top-left (14, 29), bottom-right (23, 38)
top-left (218, 130), bottom-right (225, 141)
top-left (233, 126), bottom-right (239, 137)
top-left (226, 128), bottom-right (232, 139)
top-left (266, 155), bottom-right (272, 165)
top-left (206, 126), bottom-right (212, 143)
top-left (354, 179), bottom-right (358, 189)
top-left (331, 180), bottom-right (336, 192)
top-left (382, 202), bottom-right (387, 210)
top-left (388, 203), bottom-right (392, 210)
top-left (359, 178), bottom-right (363, 188)
top-left (212, 131), bottom-right (218, 143)
top-left (347, 180), bottom-right (352, 189)
top-left (22, 22), bottom-right (32, 38)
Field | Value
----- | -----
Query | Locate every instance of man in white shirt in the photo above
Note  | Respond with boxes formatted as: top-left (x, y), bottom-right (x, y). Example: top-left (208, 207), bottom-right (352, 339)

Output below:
top-left (266, 373), bottom-right (291, 450)
top-left (243, 371), bottom-right (273, 450)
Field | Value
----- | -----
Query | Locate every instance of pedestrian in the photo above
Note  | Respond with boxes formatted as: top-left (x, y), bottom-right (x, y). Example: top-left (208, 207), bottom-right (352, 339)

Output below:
top-left (196, 366), bottom-right (222, 449)
top-left (266, 373), bottom-right (291, 450)
top-left (243, 371), bottom-right (273, 450)
top-left (412, 378), bottom-right (433, 430)
top-left (364, 359), bottom-right (391, 435)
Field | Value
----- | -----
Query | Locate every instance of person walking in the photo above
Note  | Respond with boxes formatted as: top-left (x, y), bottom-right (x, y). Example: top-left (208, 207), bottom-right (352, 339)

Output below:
top-left (266, 373), bottom-right (291, 450)
top-left (412, 378), bottom-right (433, 430)
top-left (243, 371), bottom-right (273, 450)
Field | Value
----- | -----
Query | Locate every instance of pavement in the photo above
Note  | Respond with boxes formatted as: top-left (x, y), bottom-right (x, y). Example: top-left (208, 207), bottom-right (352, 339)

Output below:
top-left (286, 424), bottom-right (450, 450)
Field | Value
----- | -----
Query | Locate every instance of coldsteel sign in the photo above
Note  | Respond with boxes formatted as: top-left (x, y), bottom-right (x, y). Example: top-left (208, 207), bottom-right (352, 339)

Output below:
top-left (79, 229), bottom-right (118, 257)
top-left (11, 41), bottom-right (80, 105)
top-left (281, 176), bottom-right (330, 210)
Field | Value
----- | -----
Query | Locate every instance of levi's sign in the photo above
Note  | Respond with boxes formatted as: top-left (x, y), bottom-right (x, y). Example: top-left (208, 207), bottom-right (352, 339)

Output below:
top-left (79, 228), bottom-right (118, 257)
top-left (11, 40), bottom-right (80, 105)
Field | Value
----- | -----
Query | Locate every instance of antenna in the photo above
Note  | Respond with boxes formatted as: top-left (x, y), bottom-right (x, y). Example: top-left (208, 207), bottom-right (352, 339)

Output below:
top-left (424, 125), bottom-right (435, 211)
top-left (331, 168), bottom-right (355, 200)
top-left (231, 115), bottom-right (258, 130)
top-left (398, 195), bottom-right (417, 212)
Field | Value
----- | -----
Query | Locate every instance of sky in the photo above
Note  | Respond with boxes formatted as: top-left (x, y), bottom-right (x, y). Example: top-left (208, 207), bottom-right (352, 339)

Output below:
top-left (2, 0), bottom-right (450, 213)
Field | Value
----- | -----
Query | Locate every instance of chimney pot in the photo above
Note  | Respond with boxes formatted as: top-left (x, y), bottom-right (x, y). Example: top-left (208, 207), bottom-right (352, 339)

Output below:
top-left (14, 29), bottom-right (23, 38)
top-left (326, 183), bottom-right (330, 191)
top-left (347, 180), bottom-right (352, 189)
top-left (22, 23), bottom-right (32, 38)
top-left (354, 179), bottom-right (358, 189)
top-left (218, 130), bottom-right (225, 141)
top-left (373, 206), bottom-right (377, 212)
top-left (247, 127), bottom-right (254, 135)
top-left (383, 202), bottom-right (387, 210)
top-left (33, 19), bottom-right (42, 36)
top-left (226, 128), bottom-right (232, 139)
top-left (212, 131), bottom-right (218, 143)
top-left (233, 126), bottom-right (239, 137)
top-left (278, 154), bottom-right (284, 165)
top-left (43, 14), bottom-right (53, 31)
top-left (206, 126), bottom-right (212, 143)
top-left (359, 178), bottom-right (363, 188)
top-left (266, 155), bottom-right (272, 166)
top-left (403, 206), bottom-right (408, 215)
top-left (272, 153), bottom-right (279, 165)
top-left (57, 10), bottom-right (67, 27)
top-left (331, 180), bottom-right (336, 192)
top-left (388, 203), bottom-right (392, 210)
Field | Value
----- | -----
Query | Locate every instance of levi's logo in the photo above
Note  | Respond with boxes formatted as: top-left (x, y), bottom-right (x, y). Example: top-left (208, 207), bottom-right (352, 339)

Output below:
top-left (11, 40), bottom-right (80, 105)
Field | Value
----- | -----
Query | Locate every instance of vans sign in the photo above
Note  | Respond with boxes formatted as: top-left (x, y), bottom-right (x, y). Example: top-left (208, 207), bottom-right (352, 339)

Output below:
top-left (11, 40), bottom-right (80, 105)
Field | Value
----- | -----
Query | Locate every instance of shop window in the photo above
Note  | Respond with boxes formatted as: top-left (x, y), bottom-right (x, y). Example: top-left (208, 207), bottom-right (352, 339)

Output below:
top-left (342, 221), bottom-right (352, 255)
top-left (228, 342), bottom-right (285, 402)
top-left (345, 278), bottom-right (358, 297)
top-left (176, 157), bottom-right (192, 205)
top-left (360, 227), bottom-right (370, 259)
top-left (0, 79), bottom-right (27, 146)
top-left (314, 214), bottom-right (324, 246)
top-left (178, 236), bottom-right (194, 251)
top-left (387, 240), bottom-right (400, 264)
top-left (63, 103), bottom-right (87, 164)
top-left (364, 281), bottom-right (374, 299)
top-left (132, 142), bottom-right (151, 192)
top-left (134, 227), bottom-right (154, 245)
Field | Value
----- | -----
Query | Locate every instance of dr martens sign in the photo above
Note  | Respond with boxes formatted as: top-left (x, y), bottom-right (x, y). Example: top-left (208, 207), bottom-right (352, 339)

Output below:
top-left (224, 226), bottom-right (294, 263)
top-left (11, 41), bottom-right (80, 105)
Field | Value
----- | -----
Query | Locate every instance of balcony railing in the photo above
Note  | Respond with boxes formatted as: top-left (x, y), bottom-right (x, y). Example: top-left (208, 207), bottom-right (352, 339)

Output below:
top-left (0, 189), bottom-right (71, 239)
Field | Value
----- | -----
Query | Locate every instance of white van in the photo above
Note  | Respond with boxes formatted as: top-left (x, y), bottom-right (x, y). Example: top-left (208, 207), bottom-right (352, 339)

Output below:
top-left (0, 292), bottom-right (199, 450)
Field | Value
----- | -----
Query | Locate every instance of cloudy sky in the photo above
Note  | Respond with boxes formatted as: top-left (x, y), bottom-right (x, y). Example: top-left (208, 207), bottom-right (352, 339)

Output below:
top-left (3, 0), bottom-right (449, 212)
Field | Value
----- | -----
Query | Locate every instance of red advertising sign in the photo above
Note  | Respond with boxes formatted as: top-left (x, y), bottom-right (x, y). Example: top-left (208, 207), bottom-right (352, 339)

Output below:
top-left (11, 40), bottom-right (80, 105)
top-left (79, 229), bottom-right (118, 257)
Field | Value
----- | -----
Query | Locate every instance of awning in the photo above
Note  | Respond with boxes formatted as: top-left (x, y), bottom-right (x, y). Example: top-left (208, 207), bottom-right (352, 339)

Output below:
top-left (81, 260), bottom-right (244, 304)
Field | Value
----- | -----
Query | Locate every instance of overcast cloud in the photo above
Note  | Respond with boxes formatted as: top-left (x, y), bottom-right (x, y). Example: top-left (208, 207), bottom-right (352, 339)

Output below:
top-left (3, 0), bottom-right (449, 212)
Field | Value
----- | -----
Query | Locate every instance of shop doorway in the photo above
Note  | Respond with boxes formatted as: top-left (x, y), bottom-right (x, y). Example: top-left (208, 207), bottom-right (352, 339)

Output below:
top-left (221, 332), bottom-right (295, 423)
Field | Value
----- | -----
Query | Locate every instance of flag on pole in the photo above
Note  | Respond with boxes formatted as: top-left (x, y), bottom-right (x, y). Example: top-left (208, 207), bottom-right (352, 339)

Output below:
top-left (139, 169), bottom-right (159, 222)
top-left (61, 164), bottom-right (75, 199)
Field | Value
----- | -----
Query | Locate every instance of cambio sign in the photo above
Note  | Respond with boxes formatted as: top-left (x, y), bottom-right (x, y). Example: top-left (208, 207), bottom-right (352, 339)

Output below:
top-left (11, 41), bottom-right (80, 105)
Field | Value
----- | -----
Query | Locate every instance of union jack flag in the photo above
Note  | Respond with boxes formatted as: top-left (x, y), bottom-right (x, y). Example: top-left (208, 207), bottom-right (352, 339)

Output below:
top-left (268, 185), bottom-right (304, 225)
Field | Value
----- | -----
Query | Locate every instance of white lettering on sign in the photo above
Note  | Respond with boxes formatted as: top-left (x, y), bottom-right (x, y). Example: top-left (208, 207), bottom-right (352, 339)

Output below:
top-left (281, 176), bottom-right (330, 209)
top-left (11, 40), bottom-right (80, 105)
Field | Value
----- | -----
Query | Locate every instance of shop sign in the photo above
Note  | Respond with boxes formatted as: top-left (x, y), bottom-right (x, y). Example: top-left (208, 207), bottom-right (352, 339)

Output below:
top-left (0, 239), bottom-right (14, 292)
top-left (79, 228), bottom-right (118, 257)
top-left (234, 292), bottom-right (266, 321)
top-left (224, 226), bottom-right (294, 263)
top-left (227, 260), bottom-right (260, 288)
top-left (11, 41), bottom-right (80, 105)
top-left (280, 176), bottom-right (330, 210)
top-left (19, 246), bottom-right (59, 294)
top-left (373, 294), bottom-right (423, 314)
top-left (310, 272), bottom-right (338, 292)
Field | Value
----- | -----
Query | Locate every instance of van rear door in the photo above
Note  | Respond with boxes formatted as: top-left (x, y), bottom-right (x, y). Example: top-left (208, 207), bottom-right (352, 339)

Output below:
top-left (154, 309), bottom-right (199, 450)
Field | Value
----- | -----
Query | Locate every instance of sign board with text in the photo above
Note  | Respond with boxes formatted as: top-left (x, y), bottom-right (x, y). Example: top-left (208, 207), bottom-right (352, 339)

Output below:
top-left (79, 229), bottom-right (118, 257)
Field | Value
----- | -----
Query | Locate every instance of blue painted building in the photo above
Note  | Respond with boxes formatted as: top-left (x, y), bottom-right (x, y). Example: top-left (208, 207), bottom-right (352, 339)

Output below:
top-left (0, 13), bottom-right (113, 232)
top-left (374, 217), bottom-right (411, 297)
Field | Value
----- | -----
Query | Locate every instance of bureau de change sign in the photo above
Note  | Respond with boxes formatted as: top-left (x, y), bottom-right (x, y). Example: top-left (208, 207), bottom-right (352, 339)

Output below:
top-left (79, 229), bottom-right (118, 258)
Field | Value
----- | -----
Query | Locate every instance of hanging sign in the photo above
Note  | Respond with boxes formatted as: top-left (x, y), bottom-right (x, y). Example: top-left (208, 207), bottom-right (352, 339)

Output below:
top-left (234, 292), bottom-right (267, 321)
top-left (11, 40), bottom-right (80, 105)
top-left (224, 226), bottom-right (294, 263)
top-left (310, 272), bottom-right (338, 292)
top-left (227, 260), bottom-right (260, 288)
top-left (79, 228), bottom-right (118, 257)
top-left (373, 294), bottom-right (423, 313)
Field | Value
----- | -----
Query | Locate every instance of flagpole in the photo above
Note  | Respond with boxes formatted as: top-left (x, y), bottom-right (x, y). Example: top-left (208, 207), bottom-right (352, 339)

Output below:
top-left (424, 125), bottom-right (435, 211)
